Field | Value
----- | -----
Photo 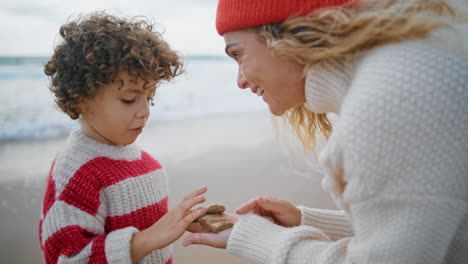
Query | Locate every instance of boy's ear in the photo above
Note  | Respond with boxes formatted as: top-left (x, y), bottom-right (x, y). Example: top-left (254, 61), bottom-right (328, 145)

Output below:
top-left (76, 99), bottom-right (89, 115)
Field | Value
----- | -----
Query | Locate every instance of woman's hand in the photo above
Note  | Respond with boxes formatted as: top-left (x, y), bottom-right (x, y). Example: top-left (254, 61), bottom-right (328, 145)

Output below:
top-left (236, 196), bottom-right (301, 227)
top-left (131, 186), bottom-right (208, 262)
top-left (183, 212), bottom-right (238, 248)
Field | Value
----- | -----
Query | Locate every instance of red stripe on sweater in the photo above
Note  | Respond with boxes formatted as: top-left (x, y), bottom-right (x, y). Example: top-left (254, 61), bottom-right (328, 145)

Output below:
top-left (59, 151), bottom-right (162, 216)
top-left (105, 197), bottom-right (168, 232)
top-left (40, 159), bottom-right (57, 251)
top-left (43, 159), bottom-right (57, 217)
top-left (42, 225), bottom-right (99, 264)
top-left (166, 257), bottom-right (173, 264)
top-left (89, 235), bottom-right (107, 264)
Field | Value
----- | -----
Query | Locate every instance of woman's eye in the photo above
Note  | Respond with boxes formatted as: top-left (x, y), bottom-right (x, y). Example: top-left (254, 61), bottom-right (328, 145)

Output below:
top-left (121, 99), bottom-right (135, 104)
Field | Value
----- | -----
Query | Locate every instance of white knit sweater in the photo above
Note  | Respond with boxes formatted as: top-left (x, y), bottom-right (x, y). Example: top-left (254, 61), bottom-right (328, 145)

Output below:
top-left (227, 27), bottom-right (468, 263)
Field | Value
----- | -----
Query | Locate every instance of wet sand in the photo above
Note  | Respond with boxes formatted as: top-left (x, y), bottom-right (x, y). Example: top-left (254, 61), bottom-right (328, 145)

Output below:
top-left (0, 111), bottom-right (336, 263)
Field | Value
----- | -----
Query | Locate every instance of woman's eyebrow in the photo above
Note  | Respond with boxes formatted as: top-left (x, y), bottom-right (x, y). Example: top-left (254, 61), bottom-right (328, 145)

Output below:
top-left (224, 43), bottom-right (238, 56)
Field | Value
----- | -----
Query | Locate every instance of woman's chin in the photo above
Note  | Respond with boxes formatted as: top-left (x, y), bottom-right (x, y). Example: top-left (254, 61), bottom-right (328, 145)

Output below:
top-left (268, 106), bottom-right (286, 116)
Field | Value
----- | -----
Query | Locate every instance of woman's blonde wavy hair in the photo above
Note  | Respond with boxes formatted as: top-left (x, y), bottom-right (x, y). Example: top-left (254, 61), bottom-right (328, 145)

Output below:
top-left (256, 0), bottom-right (459, 154)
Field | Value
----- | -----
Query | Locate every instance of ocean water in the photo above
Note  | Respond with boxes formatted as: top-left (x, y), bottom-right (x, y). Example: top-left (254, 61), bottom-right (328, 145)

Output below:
top-left (0, 56), bottom-right (266, 141)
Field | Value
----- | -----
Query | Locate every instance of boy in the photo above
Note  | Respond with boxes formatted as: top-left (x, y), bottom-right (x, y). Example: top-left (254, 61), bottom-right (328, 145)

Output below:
top-left (39, 13), bottom-right (206, 264)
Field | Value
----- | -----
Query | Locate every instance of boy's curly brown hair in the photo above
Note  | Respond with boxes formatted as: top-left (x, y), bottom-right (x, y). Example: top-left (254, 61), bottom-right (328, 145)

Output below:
top-left (44, 12), bottom-right (183, 119)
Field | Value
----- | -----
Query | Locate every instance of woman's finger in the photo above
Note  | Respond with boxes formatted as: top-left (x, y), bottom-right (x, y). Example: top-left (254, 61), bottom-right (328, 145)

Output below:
top-left (257, 196), bottom-right (284, 214)
top-left (187, 212), bottom-right (238, 233)
top-left (182, 233), bottom-right (227, 248)
top-left (222, 212), bottom-right (239, 223)
top-left (183, 233), bottom-right (210, 247)
top-left (235, 197), bottom-right (260, 214)
top-left (182, 186), bottom-right (207, 201)
top-left (186, 222), bottom-right (210, 233)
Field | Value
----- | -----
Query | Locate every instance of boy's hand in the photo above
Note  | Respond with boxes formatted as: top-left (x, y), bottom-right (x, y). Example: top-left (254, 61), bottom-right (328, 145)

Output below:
top-left (236, 196), bottom-right (301, 227)
top-left (149, 186), bottom-right (208, 248)
top-left (183, 212), bottom-right (238, 248)
top-left (131, 186), bottom-right (207, 262)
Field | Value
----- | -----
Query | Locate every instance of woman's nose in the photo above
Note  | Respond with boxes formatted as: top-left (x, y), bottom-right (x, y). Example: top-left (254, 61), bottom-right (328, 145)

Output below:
top-left (237, 68), bottom-right (248, 89)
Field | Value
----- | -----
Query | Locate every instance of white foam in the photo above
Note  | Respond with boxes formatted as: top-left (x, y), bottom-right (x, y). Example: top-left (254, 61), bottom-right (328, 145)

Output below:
top-left (0, 58), bottom-right (267, 141)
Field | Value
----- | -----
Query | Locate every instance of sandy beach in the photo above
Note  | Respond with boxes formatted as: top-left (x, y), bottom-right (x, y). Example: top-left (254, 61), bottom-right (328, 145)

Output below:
top-left (0, 110), bottom-right (337, 263)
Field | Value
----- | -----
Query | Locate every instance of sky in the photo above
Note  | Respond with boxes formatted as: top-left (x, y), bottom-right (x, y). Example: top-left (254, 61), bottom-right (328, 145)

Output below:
top-left (1, 0), bottom-right (467, 57)
top-left (0, 0), bottom-right (225, 56)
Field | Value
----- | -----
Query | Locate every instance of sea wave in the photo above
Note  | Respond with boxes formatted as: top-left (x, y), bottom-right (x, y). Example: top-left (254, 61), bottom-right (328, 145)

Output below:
top-left (0, 56), bottom-right (266, 141)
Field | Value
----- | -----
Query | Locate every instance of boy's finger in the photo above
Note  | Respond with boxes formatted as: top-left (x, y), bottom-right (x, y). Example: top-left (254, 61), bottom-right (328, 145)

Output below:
top-left (182, 207), bottom-right (206, 227)
top-left (183, 186), bottom-right (207, 201)
top-left (179, 195), bottom-right (206, 214)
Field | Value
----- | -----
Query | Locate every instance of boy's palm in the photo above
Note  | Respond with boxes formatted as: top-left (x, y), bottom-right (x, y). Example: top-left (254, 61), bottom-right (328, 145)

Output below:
top-left (148, 187), bottom-right (207, 249)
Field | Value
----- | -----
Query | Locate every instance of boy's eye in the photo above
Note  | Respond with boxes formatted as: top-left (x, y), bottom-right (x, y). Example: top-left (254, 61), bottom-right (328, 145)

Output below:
top-left (121, 99), bottom-right (135, 104)
top-left (147, 97), bottom-right (154, 106)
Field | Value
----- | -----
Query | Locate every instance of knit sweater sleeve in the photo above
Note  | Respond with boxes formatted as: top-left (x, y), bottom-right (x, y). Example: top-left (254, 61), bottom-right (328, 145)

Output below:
top-left (40, 163), bottom-right (138, 264)
top-left (297, 206), bottom-right (353, 241)
top-left (228, 197), bottom-right (467, 264)
top-left (227, 36), bottom-right (468, 264)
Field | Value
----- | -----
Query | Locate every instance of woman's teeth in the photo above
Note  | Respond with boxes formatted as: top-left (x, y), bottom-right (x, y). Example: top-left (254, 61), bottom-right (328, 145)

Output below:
top-left (256, 88), bottom-right (264, 96)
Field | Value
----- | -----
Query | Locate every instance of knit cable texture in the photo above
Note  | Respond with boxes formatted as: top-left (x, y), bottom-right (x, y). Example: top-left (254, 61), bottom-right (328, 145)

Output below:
top-left (227, 26), bottom-right (468, 264)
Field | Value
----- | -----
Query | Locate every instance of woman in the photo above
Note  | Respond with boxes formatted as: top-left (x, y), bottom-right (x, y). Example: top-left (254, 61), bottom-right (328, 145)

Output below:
top-left (184, 0), bottom-right (468, 263)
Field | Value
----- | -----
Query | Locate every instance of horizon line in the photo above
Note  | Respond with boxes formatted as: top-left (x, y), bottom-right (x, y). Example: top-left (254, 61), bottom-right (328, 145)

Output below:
top-left (0, 53), bottom-right (226, 58)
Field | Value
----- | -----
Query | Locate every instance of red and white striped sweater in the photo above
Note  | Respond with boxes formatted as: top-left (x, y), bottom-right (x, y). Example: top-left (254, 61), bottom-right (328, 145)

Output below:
top-left (39, 129), bottom-right (172, 264)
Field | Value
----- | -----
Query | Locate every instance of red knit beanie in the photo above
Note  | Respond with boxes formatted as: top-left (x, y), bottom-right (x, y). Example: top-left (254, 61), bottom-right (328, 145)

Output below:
top-left (216, 0), bottom-right (353, 35)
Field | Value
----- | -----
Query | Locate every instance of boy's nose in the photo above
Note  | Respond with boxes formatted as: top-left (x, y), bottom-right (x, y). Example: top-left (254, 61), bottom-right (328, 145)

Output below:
top-left (136, 100), bottom-right (150, 119)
